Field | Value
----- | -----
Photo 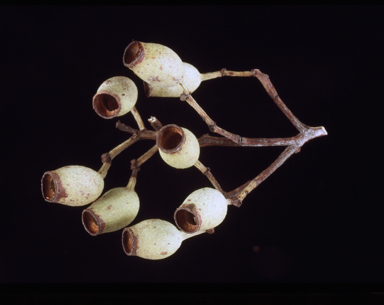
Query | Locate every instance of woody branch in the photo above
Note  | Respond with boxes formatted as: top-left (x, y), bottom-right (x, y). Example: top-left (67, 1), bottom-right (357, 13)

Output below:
top-left (195, 69), bottom-right (327, 204)
top-left (98, 107), bottom-right (158, 179)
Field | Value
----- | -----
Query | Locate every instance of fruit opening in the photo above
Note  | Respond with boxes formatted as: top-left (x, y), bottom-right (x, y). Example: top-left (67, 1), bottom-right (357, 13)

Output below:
top-left (82, 210), bottom-right (100, 235)
top-left (157, 125), bottom-right (184, 152)
top-left (42, 173), bottom-right (55, 200)
top-left (123, 41), bottom-right (142, 67)
top-left (175, 209), bottom-right (199, 233)
top-left (122, 229), bottom-right (133, 255)
top-left (93, 93), bottom-right (120, 118)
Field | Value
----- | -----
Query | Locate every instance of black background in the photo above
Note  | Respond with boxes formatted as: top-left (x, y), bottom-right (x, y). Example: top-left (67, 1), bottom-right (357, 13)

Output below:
top-left (1, 5), bottom-right (383, 294)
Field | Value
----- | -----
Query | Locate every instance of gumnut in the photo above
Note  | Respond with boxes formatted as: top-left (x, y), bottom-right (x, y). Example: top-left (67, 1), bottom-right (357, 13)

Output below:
top-left (41, 165), bottom-right (104, 207)
top-left (156, 124), bottom-right (200, 169)
top-left (123, 41), bottom-right (184, 88)
top-left (93, 76), bottom-right (138, 119)
top-left (82, 187), bottom-right (140, 236)
top-left (174, 187), bottom-right (228, 233)
top-left (122, 219), bottom-right (183, 260)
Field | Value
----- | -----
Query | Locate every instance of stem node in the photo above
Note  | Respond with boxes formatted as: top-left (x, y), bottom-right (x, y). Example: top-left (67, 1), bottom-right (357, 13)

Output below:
top-left (101, 153), bottom-right (112, 164)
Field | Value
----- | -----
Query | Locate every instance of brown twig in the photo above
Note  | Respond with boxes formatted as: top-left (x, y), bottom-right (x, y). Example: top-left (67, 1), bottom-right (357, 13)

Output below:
top-left (200, 68), bottom-right (255, 81)
top-left (193, 159), bottom-right (250, 207)
top-left (131, 106), bottom-right (146, 131)
top-left (98, 162), bottom-right (111, 179)
top-left (116, 120), bottom-right (137, 134)
top-left (98, 129), bottom-right (157, 179)
top-left (99, 110), bottom-right (161, 180)
top-left (236, 146), bottom-right (297, 202)
top-left (192, 69), bottom-right (327, 205)
top-left (252, 69), bottom-right (308, 133)
top-left (193, 160), bottom-right (224, 193)
top-left (126, 160), bottom-right (140, 192)
top-left (126, 145), bottom-right (158, 191)
top-left (179, 69), bottom-right (283, 143)
top-left (137, 145), bottom-right (158, 167)
top-left (224, 180), bottom-right (252, 207)
top-left (109, 130), bottom-right (157, 159)
top-left (199, 134), bottom-right (298, 147)
top-left (179, 83), bottom-right (241, 143)
top-left (232, 69), bottom-right (326, 203)
top-left (148, 117), bottom-right (163, 131)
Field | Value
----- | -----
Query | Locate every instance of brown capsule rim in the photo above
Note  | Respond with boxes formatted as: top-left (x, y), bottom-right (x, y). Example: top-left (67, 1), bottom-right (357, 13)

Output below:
top-left (123, 41), bottom-right (145, 69)
top-left (41, 171), bottom-right (67, 203)
top-left (81, 209), bottom-right (105, 236)
top-left (174, 205), bottom-right (202, 233)
top-left (122, 227), bottom-right (138, 256)
top-left (156, 124), bottom-right (186, 154)
top-left (92, 90), bottom-right (122, 119)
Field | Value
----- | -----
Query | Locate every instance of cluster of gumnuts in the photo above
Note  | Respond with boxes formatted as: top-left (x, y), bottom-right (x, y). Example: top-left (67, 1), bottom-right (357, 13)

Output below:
top-left (41, 41), bottom-right (327, 260)
top-left (41, 41), bottom-right (231, 260)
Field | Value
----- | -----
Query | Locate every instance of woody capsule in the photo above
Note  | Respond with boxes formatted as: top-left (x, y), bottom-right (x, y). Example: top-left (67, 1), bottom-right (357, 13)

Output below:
top-left (156, 124), bottom-right (200, 169)
top-left (82, 187), bottom-right (139, 236)
top-left (123, 41), bottom-right (185, 89)
top-left (41, 165), bottom-right (104, 207)
top-left (123, 41), bottom-right (226, 98)
top-left (174, 187), bottom-right (228, 234)
top-left (93, 76), bottom-right (138, 119)
top-left (122, 218), bottom-right (203, 260)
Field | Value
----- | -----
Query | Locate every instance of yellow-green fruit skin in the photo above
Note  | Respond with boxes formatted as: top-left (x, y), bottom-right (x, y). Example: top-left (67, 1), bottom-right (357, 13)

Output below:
top-left (129, 219), bottom-right (182, 260)
top-left (129, 42), bottom-right (185, 88)
top-left (86, 187), bottom-right (139, 234)
top-left (159, 128), bottom-right (200, 169)
top-left (181, 188), bottom-right (227, 232)
top-left (95, 76), bottom-right (138, 117)
top-left (51, 166), bottom-right (104, 206)
top-left (145, 62), bottom-right (201, 97)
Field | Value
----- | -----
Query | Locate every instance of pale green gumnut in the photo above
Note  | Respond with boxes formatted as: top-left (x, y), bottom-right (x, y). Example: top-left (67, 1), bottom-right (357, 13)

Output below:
top-left (122, 219), bottom-right (183, 260)
top-left (143, 62), bottom-right (202, 97)
top-left (157, 124), bottom-right (200, 169)
top-left (41, 165), bottom-right (104, 207)
top-left (123, 41), bottom-right (185, 88)
top-left (93, 76), bottom-right (138, 119)
top-left (82, 187), bottom-right (139, 236)
top-left (174, 187), bottom-right (228, 233)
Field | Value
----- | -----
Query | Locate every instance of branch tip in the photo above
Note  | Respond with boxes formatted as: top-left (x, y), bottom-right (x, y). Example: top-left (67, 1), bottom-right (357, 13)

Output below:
top-left (148, 116), bottom-right (163, 131)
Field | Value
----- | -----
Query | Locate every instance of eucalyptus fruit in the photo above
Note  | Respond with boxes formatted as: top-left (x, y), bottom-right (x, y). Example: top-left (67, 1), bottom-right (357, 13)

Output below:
top-left (82, 187), bottom-right (139, 236)
top-left (123, 41), bottom-right (184, 88)
top-left (122, 219), bottom-right (182, 260)
top-left (41, 165), bottom-right (104, 206)
top-left (156, 124), bottom-right (200, 169)
top-left (174, 188), bottom-right (228, 233)
top-left (93, 76), bottom-right (138, 119)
